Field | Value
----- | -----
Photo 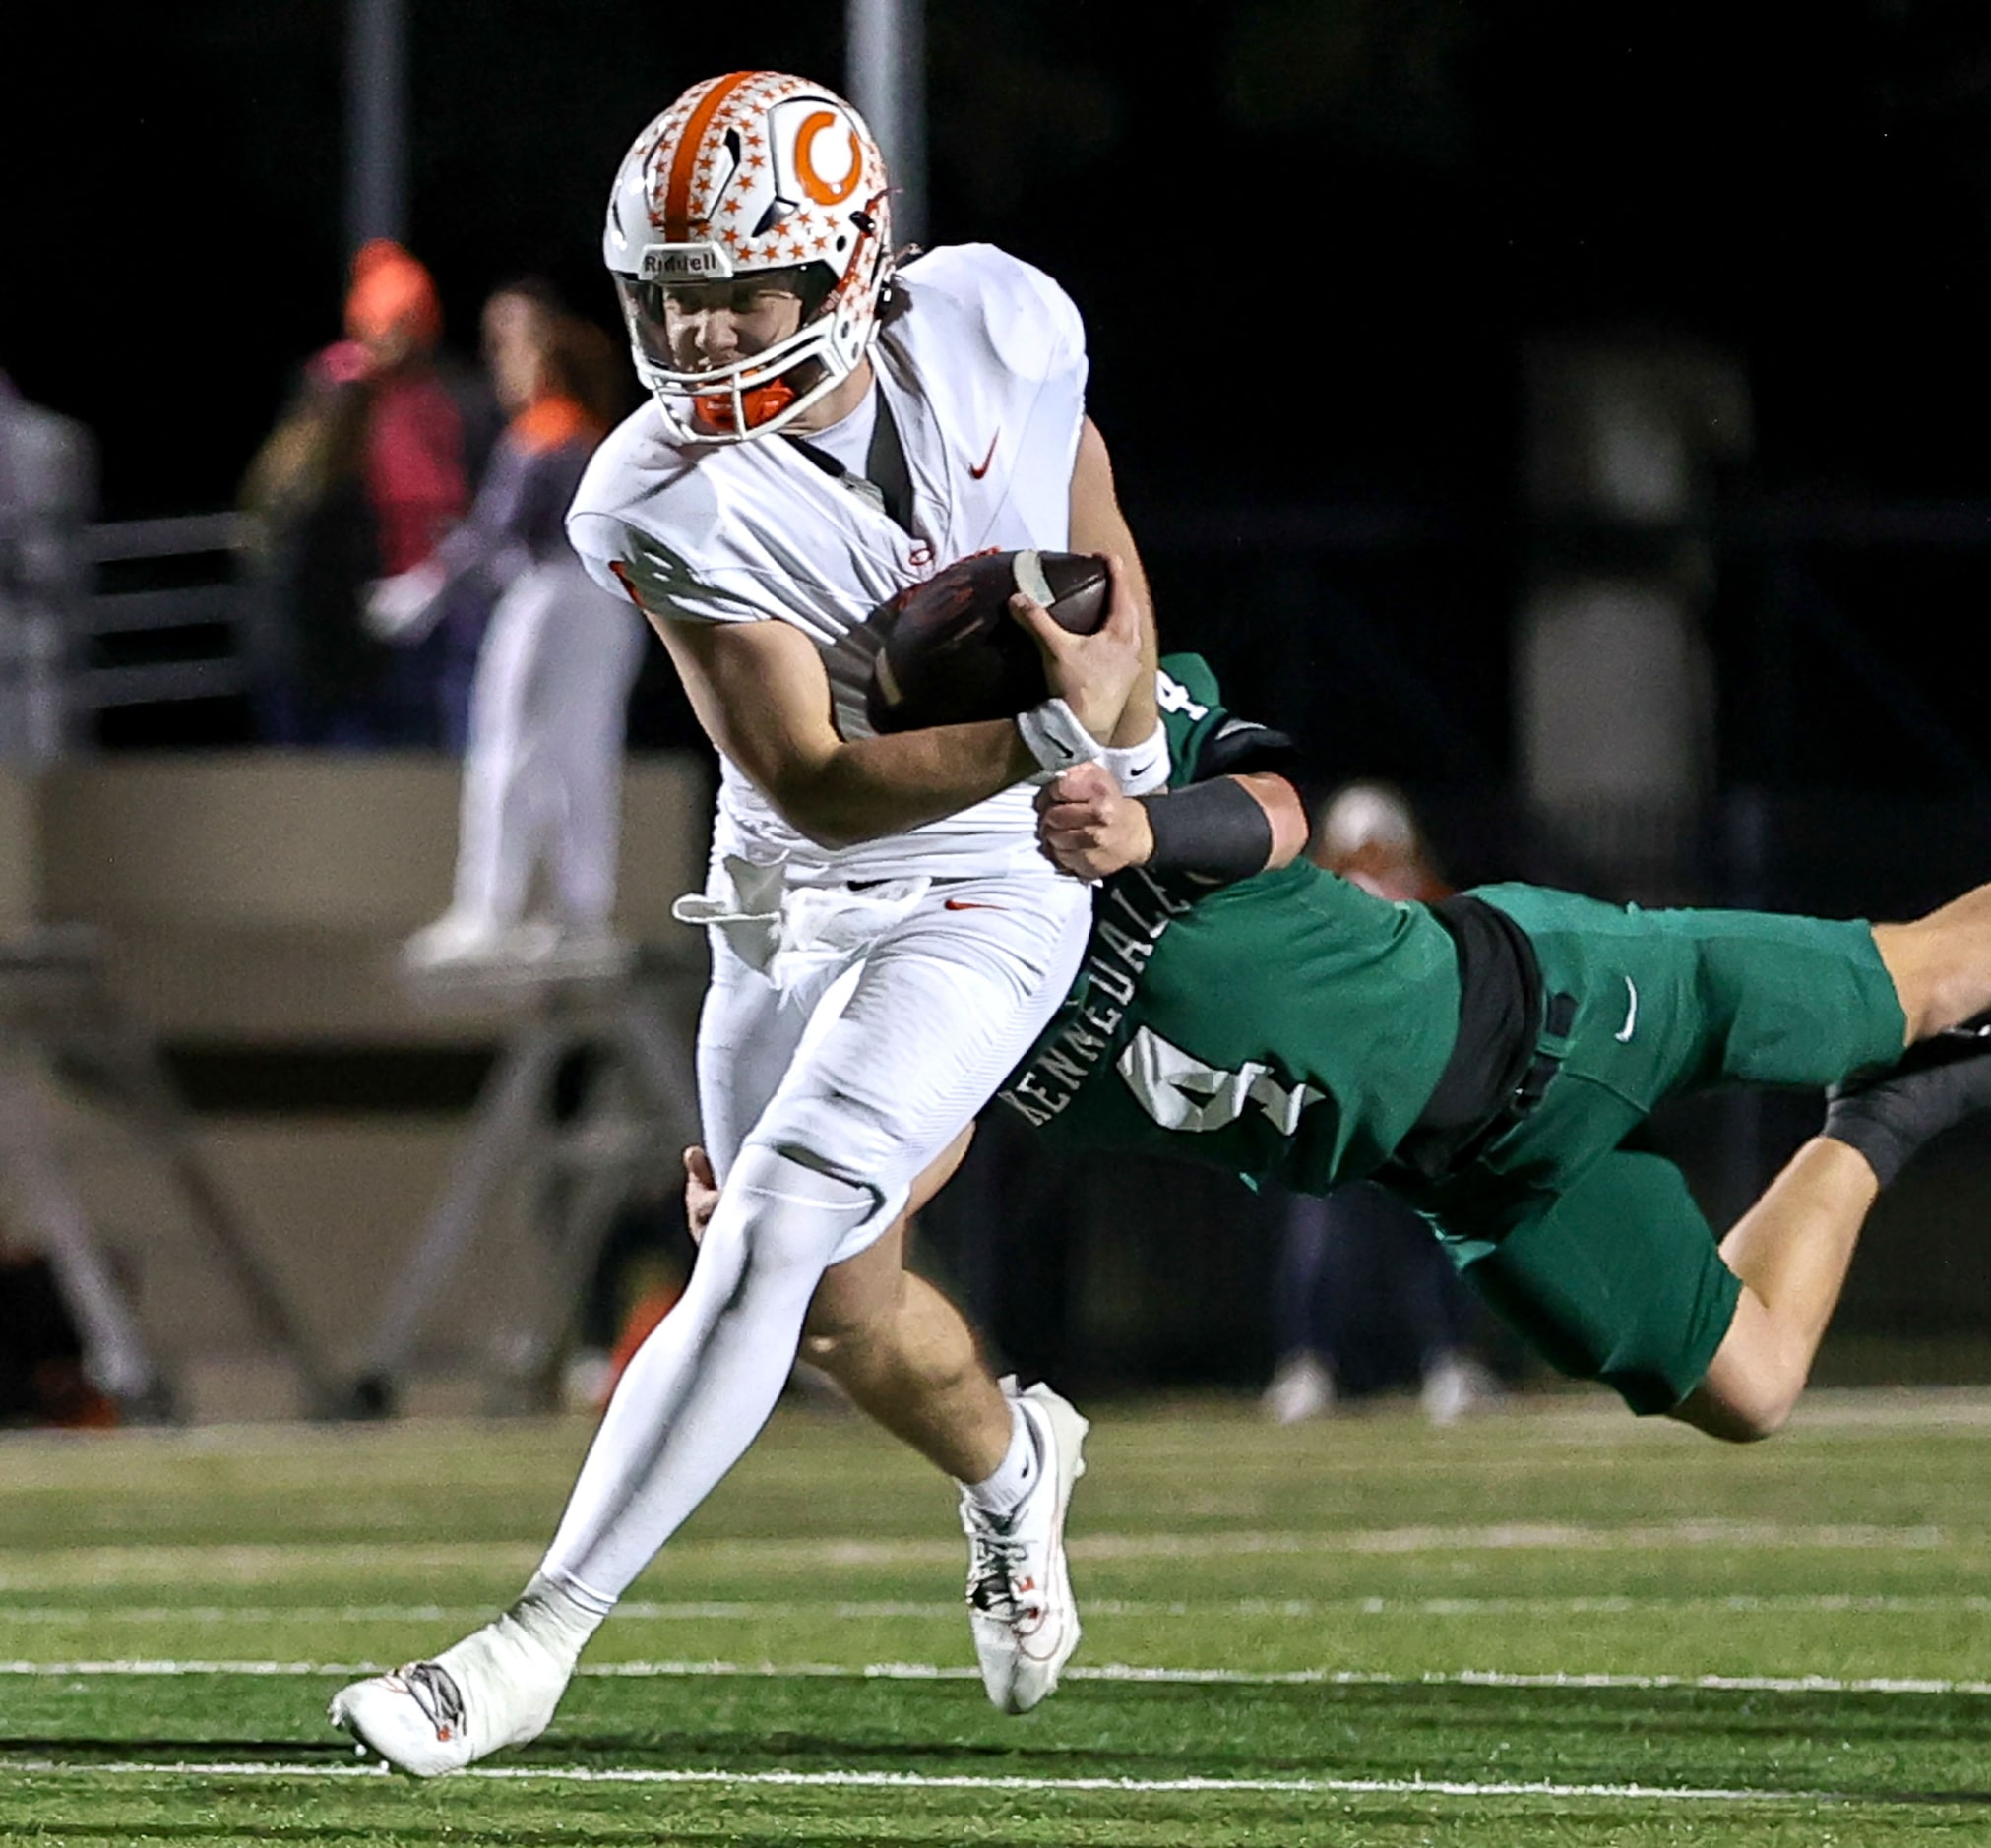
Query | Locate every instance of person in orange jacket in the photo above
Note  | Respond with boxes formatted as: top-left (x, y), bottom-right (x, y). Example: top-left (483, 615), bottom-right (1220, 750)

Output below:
top-left (241, 240), bottom-right (496, 746)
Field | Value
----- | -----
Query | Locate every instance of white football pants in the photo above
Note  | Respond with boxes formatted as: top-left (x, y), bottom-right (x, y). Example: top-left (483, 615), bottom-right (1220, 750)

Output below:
top-left (451, 557), bottom-right (645, 930)
top-left (537, 865), bottom-right (1091, 1605)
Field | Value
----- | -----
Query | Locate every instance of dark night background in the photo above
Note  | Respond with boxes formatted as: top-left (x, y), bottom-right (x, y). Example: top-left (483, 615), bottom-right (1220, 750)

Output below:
top-left (10, 2), bottom-right (1991, 1389)
top-left (8, 1), bottom-right (1991, 809)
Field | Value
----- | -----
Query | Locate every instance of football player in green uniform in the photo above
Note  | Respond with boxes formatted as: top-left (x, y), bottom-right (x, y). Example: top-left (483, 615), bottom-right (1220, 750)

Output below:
top-left (693, 650), bottom-right (1991, 1444)
top-left (1018, 652), bottom-right (1991, 1439)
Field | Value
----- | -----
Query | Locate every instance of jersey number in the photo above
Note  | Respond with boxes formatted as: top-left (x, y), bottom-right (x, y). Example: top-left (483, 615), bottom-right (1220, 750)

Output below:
top-left (1117, 1026), bottom-right (1323, 1135)
top-left (1155, 672), bottom-right (1209, 719)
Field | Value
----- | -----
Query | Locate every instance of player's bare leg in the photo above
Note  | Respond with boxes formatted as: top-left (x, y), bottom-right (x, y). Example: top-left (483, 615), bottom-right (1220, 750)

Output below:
top-left (723, 1131), bottom-right (1089, 1713)
top-left (1676, 888), bottom-right (1991, 1443)
top-left (1870, 882), bottom-right (1991, 1039)
top-left (802, 1216), bottom-right (1089, 1711)
top-left (1675, 1138), bottom-right (1876, 1441)
top-left (801, 1221), bottom-right (1014, 1481)
top-left (795, 1127), bottom-right (1011, 1481)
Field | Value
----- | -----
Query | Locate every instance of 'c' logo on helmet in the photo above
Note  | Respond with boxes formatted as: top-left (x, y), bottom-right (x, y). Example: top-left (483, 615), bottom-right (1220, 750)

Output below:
top-left (794, 110), bottom-right (862, 206)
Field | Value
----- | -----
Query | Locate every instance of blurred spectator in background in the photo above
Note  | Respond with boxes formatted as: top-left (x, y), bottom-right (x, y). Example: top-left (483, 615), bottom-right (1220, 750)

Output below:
top-left (1262, 780), bottom-right (1500, 1425)
top-left (239, 240), bottom-right (498, 747)
top-left (0, 370), bottom-right (95, 762)
top-left (373, 281), bottom-right (645, 974)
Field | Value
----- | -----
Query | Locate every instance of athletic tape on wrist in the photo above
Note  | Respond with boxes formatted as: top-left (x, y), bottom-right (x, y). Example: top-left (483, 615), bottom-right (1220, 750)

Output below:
top-left (1102, 718), bottom-right (1170, 796)
top-left (1016, 697), bottom-right (1106, 783)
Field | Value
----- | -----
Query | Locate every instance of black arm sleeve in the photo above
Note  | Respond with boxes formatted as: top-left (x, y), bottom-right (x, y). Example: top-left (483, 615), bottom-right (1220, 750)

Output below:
top-left (1135, 778), bottom-right (1276, 885)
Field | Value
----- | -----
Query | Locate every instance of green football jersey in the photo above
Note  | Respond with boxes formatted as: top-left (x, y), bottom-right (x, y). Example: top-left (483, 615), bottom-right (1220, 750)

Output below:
top-left (996, 654), bottom-right (1462, 1194)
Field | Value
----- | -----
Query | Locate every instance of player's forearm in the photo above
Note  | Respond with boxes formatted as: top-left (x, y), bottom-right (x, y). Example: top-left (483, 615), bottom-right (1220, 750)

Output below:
top-left (1102, 566), bottom-right (1158, 751)
top-left (1066, 419), bottom-right (1159, 751)
top-left (764, 720), bottom-right (1039, 848)
top-left (1241, 773), bottom-right (1312, 869)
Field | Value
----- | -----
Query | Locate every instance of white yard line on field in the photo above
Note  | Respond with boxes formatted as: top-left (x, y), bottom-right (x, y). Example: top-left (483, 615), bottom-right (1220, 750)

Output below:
top-left (8, 1756), bottom-right (1832, 1803)
top-left (6, 1591), bottom-right (1991, 1625)
top-left (1074, 1522), bottom-right (1951, 1556)
top-left (6, 1658), bottom-right (1991, 1697)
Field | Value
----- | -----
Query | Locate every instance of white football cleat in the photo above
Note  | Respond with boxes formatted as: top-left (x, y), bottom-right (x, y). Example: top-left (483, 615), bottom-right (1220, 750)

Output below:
top-left (329, 1609), bottom-right (572, 1776)
top-left (1261, 1353), bottom-right (1336, 1426)
top-left (1420, 1354), bottom-right (1500, 1428)
top-left (959, 1380), bottom-right (1089, 1715)
top-left (400, 913), bottom-right (562, 974)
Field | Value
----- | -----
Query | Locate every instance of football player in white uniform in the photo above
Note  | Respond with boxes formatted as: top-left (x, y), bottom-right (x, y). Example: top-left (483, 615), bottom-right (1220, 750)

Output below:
top-left (332, 70), bottom-right (1165, 1774)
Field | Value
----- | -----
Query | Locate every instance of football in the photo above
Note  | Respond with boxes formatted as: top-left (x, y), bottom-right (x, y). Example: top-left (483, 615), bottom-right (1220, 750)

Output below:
top-left (865, 549), bottom-right (1111, 734)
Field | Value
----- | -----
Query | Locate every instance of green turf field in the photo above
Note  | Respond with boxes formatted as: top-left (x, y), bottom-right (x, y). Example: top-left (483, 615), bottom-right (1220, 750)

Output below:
top-left (5, 1387), bottom-right (1991, 1844)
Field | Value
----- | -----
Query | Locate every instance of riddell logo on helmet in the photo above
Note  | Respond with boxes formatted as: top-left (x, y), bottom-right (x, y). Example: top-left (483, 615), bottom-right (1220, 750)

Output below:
top-left (642, 244), bottom-right (733, 281)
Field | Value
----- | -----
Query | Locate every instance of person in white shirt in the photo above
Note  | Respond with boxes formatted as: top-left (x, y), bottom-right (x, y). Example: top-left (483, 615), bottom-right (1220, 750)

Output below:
top-left (374, 286), bottom-right (645, 974)
top-left (333, 69), bottom-right (1164, 1775)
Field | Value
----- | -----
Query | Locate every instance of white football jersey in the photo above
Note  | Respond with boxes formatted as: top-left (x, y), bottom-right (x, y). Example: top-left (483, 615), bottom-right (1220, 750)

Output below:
top-left (568, 243), bottom-right (1089, 883)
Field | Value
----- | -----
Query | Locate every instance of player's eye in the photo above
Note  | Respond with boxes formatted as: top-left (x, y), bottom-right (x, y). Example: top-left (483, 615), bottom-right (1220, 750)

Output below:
top-left (632, 283), bottom-right (676, 322)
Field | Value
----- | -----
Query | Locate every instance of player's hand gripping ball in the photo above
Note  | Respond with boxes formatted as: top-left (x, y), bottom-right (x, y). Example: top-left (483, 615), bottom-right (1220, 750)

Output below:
top-left (865, 549), bottom-right (1110, 733)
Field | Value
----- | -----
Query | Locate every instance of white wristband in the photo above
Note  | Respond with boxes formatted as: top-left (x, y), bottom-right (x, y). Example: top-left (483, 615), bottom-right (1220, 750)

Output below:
top-left (1102, 718), bottom-right (1170, 796)
top-left (1015, 698), bottom-right (1106, 784)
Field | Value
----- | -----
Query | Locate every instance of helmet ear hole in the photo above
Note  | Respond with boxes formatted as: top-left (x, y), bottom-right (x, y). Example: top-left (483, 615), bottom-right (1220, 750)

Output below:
top-left (793, 261), bottom-right (838, 319)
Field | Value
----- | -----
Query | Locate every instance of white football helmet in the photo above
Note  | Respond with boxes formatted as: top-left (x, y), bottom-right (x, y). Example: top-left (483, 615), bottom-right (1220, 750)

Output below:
top-left (603, 71), bottom-right (896, 443)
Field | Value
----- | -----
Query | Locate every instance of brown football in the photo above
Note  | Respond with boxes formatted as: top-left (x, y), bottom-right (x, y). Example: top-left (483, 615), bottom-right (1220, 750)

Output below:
top-left (865, 550), bottom-right (1110, 734)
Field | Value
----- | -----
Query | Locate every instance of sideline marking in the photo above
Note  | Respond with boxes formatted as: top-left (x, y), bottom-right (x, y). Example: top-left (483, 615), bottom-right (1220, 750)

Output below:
top-left (6, 1757), bottom-right (1830, 1803)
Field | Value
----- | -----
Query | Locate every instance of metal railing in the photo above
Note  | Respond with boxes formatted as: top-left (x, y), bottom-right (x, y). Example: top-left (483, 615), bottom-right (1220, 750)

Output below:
top-left (44, 494), bottom-right (1991, 799)
top-left (75, 513), bottom-right (252, 717)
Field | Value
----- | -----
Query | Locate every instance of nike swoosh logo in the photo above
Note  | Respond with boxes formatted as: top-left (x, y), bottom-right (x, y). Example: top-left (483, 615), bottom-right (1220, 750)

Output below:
top-left (944, 898), bottom-right (1007, 911)
top-left (968, 431), bottom-right (1000, 479)
top-left (1122, 757), bottom-right (1159, 782)
top-left (1615, 976), bottom-right (1639, 1043)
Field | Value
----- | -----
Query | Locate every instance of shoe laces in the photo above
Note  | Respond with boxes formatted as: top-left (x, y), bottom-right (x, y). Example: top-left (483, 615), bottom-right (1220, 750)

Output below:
top-left (963, 1505), bottom-right (1037, 1625)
